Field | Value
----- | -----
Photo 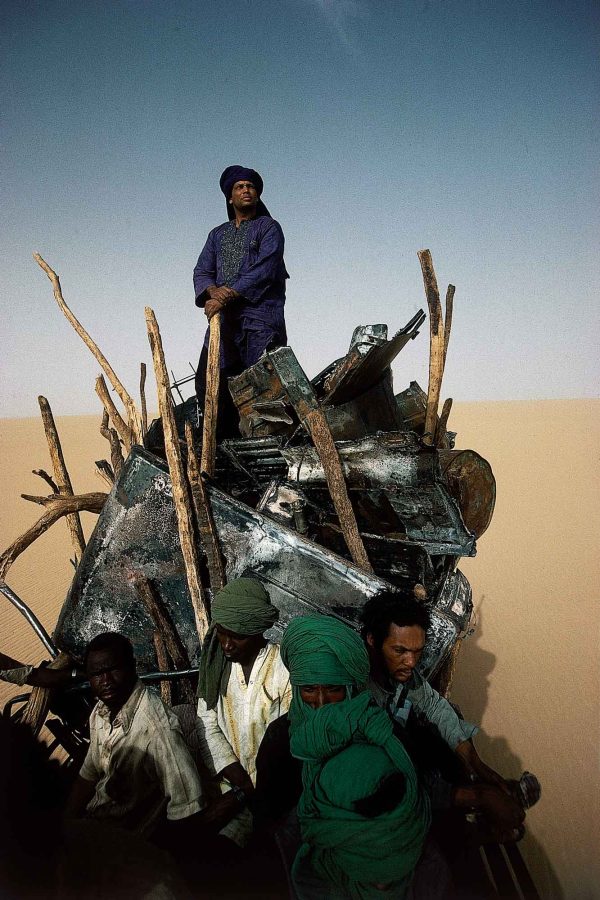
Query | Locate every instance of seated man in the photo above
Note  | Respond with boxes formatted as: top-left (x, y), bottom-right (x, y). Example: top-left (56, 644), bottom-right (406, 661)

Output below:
top-left (195, 577), bottom-right (291, 848)
top-left (280, 614), bottom-right (430, 900)
top-left (361, 592), bottom-right (526, 839)
top-left (66, 632), bottom-right (205, 839)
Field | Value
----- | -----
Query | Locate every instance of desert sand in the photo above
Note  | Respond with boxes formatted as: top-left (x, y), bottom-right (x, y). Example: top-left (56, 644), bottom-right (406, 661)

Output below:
top-left (1, 401), bottom-right (598, 899)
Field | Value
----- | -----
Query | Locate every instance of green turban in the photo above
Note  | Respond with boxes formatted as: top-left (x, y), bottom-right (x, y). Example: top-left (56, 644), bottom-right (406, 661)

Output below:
top-left (281, 615), bottom-right (369, 686)
top-left (291, 693), bottom-right (430, 900)
top-left (280, 615), bottom-right (369, 728)
top-left (197, 577), bottom-right (279, 709)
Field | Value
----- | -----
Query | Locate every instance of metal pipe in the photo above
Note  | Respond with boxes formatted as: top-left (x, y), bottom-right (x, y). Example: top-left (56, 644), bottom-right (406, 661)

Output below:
top-left (0, 580), bottom-right (58, 658)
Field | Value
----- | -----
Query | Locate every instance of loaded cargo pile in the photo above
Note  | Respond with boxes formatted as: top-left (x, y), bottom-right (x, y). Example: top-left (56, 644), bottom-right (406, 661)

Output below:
top-left (1, 250), bottom-right (495, 716)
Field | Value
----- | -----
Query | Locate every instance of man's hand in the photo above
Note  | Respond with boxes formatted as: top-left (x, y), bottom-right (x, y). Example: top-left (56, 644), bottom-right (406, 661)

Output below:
top-left (455, 740), bottom-right (511, 794)
top-left (454, 782), bottom-right (525, 842)
top-left (204, 298), bottom-right (224, 320)
top-left (218, 761), bottom-right (254, 797)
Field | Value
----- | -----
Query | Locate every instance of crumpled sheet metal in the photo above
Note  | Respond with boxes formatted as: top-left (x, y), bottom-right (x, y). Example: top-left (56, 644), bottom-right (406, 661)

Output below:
top-left (282, 433), bottom-right (476, 557)
top-left (321, 311), bottom-right (426, 405)
top-left (55, 446), bottom-right (468, 679)
top-left (54, 449), bottom-right (201, 668)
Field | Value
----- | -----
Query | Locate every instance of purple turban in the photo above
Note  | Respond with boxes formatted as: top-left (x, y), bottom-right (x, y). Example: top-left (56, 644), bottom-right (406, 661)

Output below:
top-left (219, 165), bottom-right (271, 220)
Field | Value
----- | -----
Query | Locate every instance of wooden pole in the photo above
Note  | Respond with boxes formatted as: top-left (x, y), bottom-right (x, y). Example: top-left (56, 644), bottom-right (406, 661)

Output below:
top-left (135, 577), bottom-right (195, 705)
top-left (418, 250), bottom-right (448, 447)
top-left (20, 651), bottom-right (73, 736)
top-left (145, 306), bottom-right (209, 639)
top-left (201, 313), bottom-right (221, 477)
top-left (305, 408), bottom-right (373, 572)
top-left (38, 396), bottom-right (86, 565)
top-left (435, 397), bottom-right (453, 448)
top-left (140, 362), bottom-right (148, 444)
top-left (267, 346), bottom-right (373, 573)
top-left (443, 284), bottom-right (455, 367)
top-left (185, 421), bottom-right (226, 592)
top-left (153, 632), bottom-right (173, 706)
top-left (33, 253), bottom-right (143, 444)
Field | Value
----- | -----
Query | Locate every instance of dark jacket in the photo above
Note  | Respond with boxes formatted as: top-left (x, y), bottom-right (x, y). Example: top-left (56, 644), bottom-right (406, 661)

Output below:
top-left (193, 216), bottom-right (288, 327)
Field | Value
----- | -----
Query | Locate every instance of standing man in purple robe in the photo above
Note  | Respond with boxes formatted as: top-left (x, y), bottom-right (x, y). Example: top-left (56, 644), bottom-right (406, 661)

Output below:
top-left (193, 165), bottom-right (289, 436)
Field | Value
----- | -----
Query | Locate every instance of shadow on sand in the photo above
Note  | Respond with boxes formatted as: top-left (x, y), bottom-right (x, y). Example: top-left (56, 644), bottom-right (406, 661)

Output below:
top-left (451, 598), bottom-right (564, 900)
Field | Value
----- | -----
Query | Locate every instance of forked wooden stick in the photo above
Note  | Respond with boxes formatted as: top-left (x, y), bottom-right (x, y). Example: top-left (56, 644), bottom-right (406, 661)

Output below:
top-left (34, 253), bottom-right (143, 444)
top-left (0, 492), bottom-right (107, 579)
top-left (201, 314), bottom-right (221, 477)
top-left (417, 250), bottom-right (455, 446)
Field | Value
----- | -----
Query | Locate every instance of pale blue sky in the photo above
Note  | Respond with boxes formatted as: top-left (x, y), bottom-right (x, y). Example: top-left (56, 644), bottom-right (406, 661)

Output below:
top-left (2, 0), bottom-right (598, 416)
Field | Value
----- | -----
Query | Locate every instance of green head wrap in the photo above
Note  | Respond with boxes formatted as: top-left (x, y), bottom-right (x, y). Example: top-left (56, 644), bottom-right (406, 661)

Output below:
top-left (197, 577), bottom-right (279, 709)
top-left (280, 615), bottom-right (369, 728)
top-left (291, 693), bottom-right (430, 900)
top-left (281, 615), bottom-right (369, 686)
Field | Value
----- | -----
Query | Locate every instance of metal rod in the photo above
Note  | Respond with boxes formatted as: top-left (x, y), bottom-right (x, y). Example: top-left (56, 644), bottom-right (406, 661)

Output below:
top-left (0, 580), bottom-right (58, 658)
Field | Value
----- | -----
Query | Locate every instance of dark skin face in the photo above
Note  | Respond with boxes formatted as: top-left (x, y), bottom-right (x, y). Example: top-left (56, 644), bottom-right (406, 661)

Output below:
top-left (215, 625), bottom-right (266, 667)
top-left (229, 180), bottom-right (258, 224)
top-left (367, 623), bottom-right (426, 684)
top-left (86, 648), bottom-right (137, 714)
top-left (299, 684), bottom-right (347, 709)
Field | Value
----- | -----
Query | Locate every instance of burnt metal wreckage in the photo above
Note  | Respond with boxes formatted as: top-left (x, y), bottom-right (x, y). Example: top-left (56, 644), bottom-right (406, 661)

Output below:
top-left (56, 314), bottom-right (493, 688)
top-left (1, 250), bottom-right (541, 899)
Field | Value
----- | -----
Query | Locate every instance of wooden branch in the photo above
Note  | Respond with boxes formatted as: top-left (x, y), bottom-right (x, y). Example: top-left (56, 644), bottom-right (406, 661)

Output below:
top-left (96, 375), bottom-right (132, 453)
top-left (153, 632), bottom-right (173, 706)
top-left (417, 250), bottom-right (446, 446)
top-left (20, 651), bottom-right (72, 736)
top-left (145, 307), bottom-right (209, 639)
top-left (443, 284), bottom-right (455, 367)
top-left (0, 492), bottom-right (107, 580)
top-left (33, 253), bottom-right (143, 444)
top-left (100, 410), bottom-right (124, 478)
top-left (135, 577), bottom-right (195, 705)
top-left (32, 469), bottom-right (58, 493)
top-left (140, 362), bottom-right (148, 444)
top-left (201, 314), bottom-right (221, 477)
top-left (185, 421), bottom-right (225, 592)
top-left (134, 577), bottom-right (191, 669)
top-left (305, 408), bottom-right (373, 572)
top-left (38, 396), bottom-right (86, 565)
top-left (95, 460), bottom-right (115, 487)
top-left (435, 397), bottom-right (453, 448)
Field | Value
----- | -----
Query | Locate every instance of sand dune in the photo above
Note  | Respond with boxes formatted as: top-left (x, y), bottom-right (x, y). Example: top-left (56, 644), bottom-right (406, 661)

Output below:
top-left (1, 401), bottom-right (598, 899)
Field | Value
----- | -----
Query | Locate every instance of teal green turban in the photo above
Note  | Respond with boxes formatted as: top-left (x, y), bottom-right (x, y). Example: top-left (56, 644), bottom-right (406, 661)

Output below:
top-left (280, 615), bottom-right (370, 727)
top-left (197, 577), bottom-right (279, 709)
top-left (291, 693), bottom-right (430, 900)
